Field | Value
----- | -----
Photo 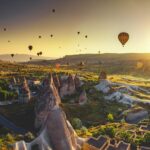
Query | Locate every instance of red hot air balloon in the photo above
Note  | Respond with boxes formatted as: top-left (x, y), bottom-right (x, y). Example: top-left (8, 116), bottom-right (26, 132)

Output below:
top-left (118, 32), bottom-right (129, 47)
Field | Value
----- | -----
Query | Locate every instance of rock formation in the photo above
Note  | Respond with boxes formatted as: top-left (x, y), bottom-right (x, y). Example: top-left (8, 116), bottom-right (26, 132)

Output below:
top-left (95, 79), bottom-right (112, 94)
top-left (95, 77), bottom-right (150, 106)
top-left (60, 74), bottom-right (76, 98)
top-left (123, 107), bottom-right (149, 124)
top-left (78, 90), bottom-right (87, 105)
top-left (18, 77), bottom-right (31, 103)
top-left (35, 73), bottom-right (61, 129)
top-left (53, 73), bottom-right (61, 92)
top-left (74, 74), bottom-right (83, 90)
top-left (13, 73), bottom-right (84, 150)
top-left (99, 71), bottom-right (107, 81)
top-left (67, 74), bottom-right (76, 95)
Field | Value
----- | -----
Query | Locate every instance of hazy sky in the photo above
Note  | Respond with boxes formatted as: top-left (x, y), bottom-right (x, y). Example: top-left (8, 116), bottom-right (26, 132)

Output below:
top-left (0, 0), bottom-right (150, 57)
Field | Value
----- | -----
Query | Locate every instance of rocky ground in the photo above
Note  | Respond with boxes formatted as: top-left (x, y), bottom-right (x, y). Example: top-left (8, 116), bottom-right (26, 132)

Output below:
top-left (0, 63), bottom-right (150, 150)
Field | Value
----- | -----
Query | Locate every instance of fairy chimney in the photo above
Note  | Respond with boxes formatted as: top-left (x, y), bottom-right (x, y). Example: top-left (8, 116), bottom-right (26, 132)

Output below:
top-left (99, 71), bottom-right (107, 81)
top-left (79, 90), bottom-right (87, 105)
top-left (19, 77), bottom-right (31, 103)
top-left (53, 73), bottom-right (61, 92)
top-left (14, 73), bottom-right (84, 150)
top-left (35, 73), bottom-right (61, 129)
top-left (67, 74), bottom-right (76, 95)
top-left (74, 74), bottom-right (83, 90)
top-left (60, 74), bottom-right (76, 98)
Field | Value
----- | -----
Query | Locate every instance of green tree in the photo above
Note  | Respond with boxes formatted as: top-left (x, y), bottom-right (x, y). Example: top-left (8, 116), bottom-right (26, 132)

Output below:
top-left (71, 118), bottom-right (82, 129)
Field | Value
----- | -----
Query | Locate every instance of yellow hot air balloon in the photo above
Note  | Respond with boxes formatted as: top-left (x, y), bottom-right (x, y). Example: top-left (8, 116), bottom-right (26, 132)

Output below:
top-left (118, 32), bottom-right (129, 47)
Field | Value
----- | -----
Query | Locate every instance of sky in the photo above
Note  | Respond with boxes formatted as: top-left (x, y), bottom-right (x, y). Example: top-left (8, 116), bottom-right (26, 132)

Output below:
top-left (0, 0), bottom-right (150, 58)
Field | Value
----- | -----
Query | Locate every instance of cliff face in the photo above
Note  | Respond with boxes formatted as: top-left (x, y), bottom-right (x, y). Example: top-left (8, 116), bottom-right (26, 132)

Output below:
top-left (13, 74), bottom-right (84, 150)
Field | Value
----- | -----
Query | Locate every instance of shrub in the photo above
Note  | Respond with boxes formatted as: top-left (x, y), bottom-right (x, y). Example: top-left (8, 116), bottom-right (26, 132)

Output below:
top-left (24, 132), bottom-right (35, 142)
top-left (80, 126), bottom-right (88, 134)
top-left (0, 88), bottom-right (17, 101)
top-left (98, 125), bottom-right (116, 138)
top-left (107, 113), bottom-right (114, 122)
top-left (119, 131), bottom-right (132, 143)
top-left (71, 118), bottom-right (82, 129)
top-left (5, 133), bottom-right (15, 143)
top-left (143, 132), bottom-right (150, 145)
top-left (105, 126), bottom-right (116, 138)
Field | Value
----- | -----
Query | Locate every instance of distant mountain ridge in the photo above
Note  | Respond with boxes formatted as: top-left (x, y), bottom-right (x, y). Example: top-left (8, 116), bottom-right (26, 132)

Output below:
top-left (0, 54), bottom-right (53, 62)
top-left (25, 53), bottom-right (150, 65)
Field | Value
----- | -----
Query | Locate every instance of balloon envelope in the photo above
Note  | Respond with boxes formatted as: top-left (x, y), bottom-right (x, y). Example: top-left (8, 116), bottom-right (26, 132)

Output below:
top-left (52, 9), bottom-right (55, 13)
top-left (118, 32), bottom-right (129, 46)
top-left (11, 54), bottom-right (14, 58)
top-left (28, 45), bottom-right (33, 51)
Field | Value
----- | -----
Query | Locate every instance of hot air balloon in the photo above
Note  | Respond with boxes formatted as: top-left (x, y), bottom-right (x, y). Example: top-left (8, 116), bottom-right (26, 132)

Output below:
top-left (8, 40), bottom-right (10, 43)
top-left (37, 52), bottom-right (40, 56)
top-left (85, 35), bottom-right (88, 38)
top-left (39, 51), bottom-right (42, 55)
top-left (118, 32), bottom-right (129, 47)
top-left (50, 34), bottom-right (53, 38)
top-left (77, 31), bottom-right (80, 35)
top-left (11, 54), bottom-right (14, 58)
top-left (4, 28), bottom-right (6, 31)
top-left (28, 45), bottom-right (33, 51)
top-left (52, 9), bottom-right (55, 13)
top-left (39, 35), bottom-right (42, 39)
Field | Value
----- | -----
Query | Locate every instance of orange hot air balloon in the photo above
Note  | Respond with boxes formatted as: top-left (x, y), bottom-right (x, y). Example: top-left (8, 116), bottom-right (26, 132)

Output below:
top-left (55, 63), bottom-right (60, 69)
top-left (118, 32), bottom-right (129, 47)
